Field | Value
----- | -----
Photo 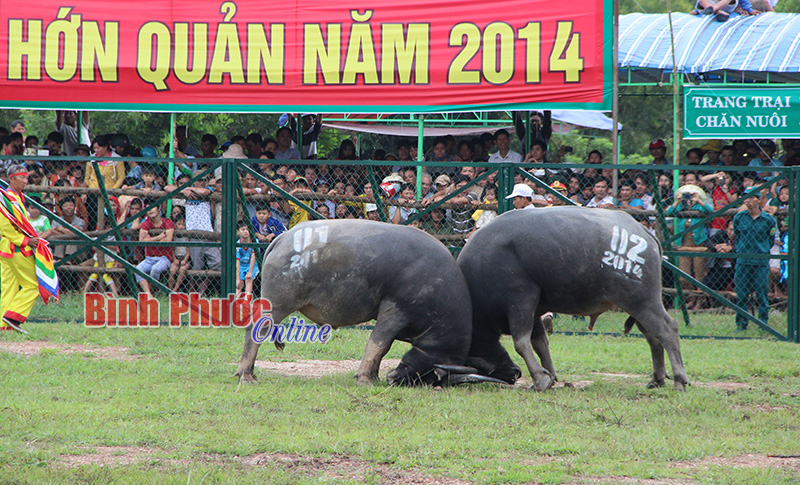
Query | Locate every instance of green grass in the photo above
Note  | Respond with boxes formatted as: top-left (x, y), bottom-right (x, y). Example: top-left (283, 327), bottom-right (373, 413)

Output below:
top-left (1, 315), bottom-right (800, 484)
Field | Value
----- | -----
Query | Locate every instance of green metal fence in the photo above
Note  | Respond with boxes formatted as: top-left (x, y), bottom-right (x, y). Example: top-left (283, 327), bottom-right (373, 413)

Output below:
top-left (7, 155), bottom-right (799, 342)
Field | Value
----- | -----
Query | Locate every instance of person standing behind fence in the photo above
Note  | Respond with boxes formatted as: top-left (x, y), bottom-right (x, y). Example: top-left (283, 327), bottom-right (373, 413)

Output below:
top-left (136, 206), bottom-right (174, 296)
top-left (733, 187), bottom-right (777, 331)
top-left (86, 135), bottom-right (126, 231)
top-left (175, 171), bottom-right (221, 295)
top-left (0, 166), bottom-right (47, 332)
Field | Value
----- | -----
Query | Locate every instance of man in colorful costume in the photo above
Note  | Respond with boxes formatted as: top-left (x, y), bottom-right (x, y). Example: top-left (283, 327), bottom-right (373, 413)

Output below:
top-left (0, 165), bottom-right (59, 332)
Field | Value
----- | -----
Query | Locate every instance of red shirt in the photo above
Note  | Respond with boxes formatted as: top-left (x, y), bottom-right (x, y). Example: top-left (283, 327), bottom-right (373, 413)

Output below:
top-left (711, 185), bottom-right (734, 230)
top-left (140, 217), bottom-right (174, 260)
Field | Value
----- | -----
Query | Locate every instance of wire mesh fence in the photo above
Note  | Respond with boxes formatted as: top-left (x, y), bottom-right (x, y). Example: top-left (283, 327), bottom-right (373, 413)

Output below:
top-left (10, 155), bottom-right (799, 341)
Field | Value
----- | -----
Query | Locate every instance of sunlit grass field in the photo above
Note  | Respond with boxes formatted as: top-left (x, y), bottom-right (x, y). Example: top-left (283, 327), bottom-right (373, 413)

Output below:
top-left (1, 294), bottom-right (798, 484)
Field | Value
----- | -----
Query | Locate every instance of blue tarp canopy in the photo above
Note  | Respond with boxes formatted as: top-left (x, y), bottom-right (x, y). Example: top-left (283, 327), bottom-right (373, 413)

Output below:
top-left (619, 12), bottom-right (800, 83)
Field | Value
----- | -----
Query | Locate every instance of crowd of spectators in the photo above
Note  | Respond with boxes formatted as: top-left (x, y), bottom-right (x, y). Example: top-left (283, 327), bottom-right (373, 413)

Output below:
top-left (0, 111), bottom-right (794, 319)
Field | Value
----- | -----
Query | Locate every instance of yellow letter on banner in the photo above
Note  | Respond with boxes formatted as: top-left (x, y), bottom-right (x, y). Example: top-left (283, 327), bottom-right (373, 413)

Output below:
top-left (517, 22), bottom-right (541, 83)
top-left (8, 20), bottom-right (42, 80)
top-left (81, 21), bottom-right (119, 82)
top-left (303, 24), bottom-right (341, 84)
top-left (381, 24), bottom-right (429, 84)
top-left (247, 23), bottom-right (284, 84)
top-left (174, 23), bottom-right (208, 85)
top-left (550, 21), bottom-right (583, 83)
top-left (209, 23), bottom-right (245, 84)
top-left (137, 22), bottom-right (172, 91)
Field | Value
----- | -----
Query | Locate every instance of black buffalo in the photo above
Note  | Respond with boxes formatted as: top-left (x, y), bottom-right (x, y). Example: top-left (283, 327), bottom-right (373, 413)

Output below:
top-left (458, 207), bottom-right (689, 391)
top-left (235, 220), bottom-right (473, 386)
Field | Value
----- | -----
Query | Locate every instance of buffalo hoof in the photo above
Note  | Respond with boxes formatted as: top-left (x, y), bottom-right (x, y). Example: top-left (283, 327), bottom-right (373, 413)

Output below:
top-left (238, 373), bottom-right (258, 385)
top-left (673, 380), bottom-right (689, 392)
top-left (355, 373), bottom-right (378, 386)
top-left (529, 372), bottom-right (555, 392)
top-left (645, 377), bottom-right (666, 389)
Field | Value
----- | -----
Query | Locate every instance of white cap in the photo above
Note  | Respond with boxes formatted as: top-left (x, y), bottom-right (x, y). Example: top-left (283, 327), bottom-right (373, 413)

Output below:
top-left (505, 183), bottom-right (534, 199)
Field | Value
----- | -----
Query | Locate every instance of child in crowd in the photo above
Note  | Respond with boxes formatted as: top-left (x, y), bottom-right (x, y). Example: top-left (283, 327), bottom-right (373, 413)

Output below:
top-left (84, 218), bottom-right (120, 297)
top-left (235, 222), bottom-right (259, 299)
top-left (49, 160), bottom-right (77, 186)
top-left (28, 197), bottom-right (53, 239)
top-left (131, 164), bottom-right (162, 194)
top-left (472, 184), bottom-right (498, 230)
top-left (251, 202), bottom-right (286, 244)
top-left (168, 215), bottom-right (191, 291)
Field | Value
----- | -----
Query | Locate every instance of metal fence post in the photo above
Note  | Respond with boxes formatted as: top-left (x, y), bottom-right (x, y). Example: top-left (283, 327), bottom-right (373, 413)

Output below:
top-left (790, 169), bottom-right (800, 342)
top-left (220, 159), bottom-right (237, 297)
top-left (648, 168), bottom-right (690, 325)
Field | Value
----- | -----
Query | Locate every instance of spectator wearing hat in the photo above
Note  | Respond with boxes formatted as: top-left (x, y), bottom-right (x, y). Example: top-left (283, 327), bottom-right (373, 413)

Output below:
top-left (421, 174), bottom-right (452, 206)
top-left (364, 203), bottom-right (381, 221)
top-left (212, 142), bottom-right (248, 180)
top-left (110, 133), bottom-right (131, 157)
top-left (648, 139), bottom-right (670, 165)
top-left (505, 183), bottom-right (535, 210)
top-left (380, 172), bottom-right (405, 201)
top-left (733, 187), bottom-right (777, 330)
top-left (547, 181), bottom-right (570, 206)
top-left (667, 183), bottom-right (714, 308)
top-left (700, 139), bottom-right (722, 165)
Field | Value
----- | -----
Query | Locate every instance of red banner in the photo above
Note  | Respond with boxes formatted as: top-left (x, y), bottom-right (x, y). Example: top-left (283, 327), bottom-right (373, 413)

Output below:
top-left (0, 0), bottom-right (612, 112)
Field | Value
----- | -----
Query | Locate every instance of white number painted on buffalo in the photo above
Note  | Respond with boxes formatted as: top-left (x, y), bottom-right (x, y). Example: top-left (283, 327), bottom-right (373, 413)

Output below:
top-left (289, 226), bottom-right (328, 272)
top-left (602, 225), bottom-right (647, 279)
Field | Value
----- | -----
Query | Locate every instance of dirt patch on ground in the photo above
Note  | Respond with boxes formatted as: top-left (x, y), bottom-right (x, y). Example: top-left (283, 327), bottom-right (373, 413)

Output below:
top-left (251, 358), bottom-right (402, 378)
top-left (672, 453), bottom-right (800, 471)
top-left (0, 341), bottom-right (138, 361)
top-left (57, 446), bottom-right (171, 467)
top-left (242, 361), bottom-right (759, 394)
top-left (691, 381), bottom-right (751, 391)
top-left (242, 452), bottom-right (471, 485)
top-left (568, 477), bottom-right (700, 485)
